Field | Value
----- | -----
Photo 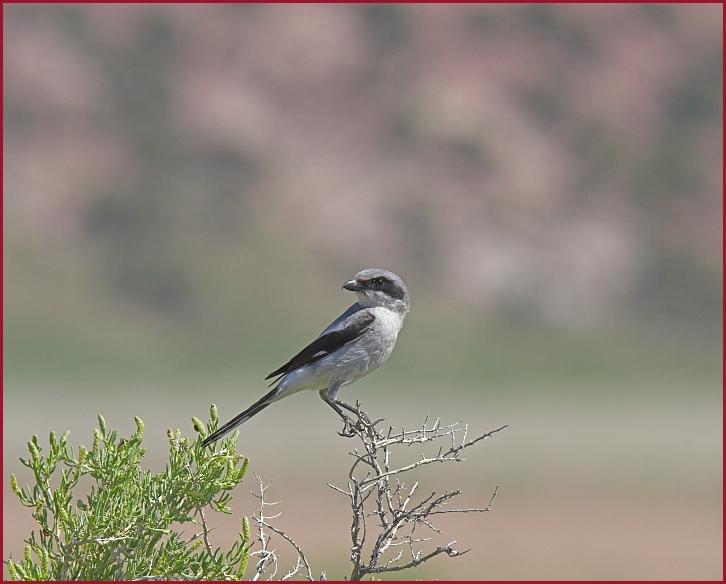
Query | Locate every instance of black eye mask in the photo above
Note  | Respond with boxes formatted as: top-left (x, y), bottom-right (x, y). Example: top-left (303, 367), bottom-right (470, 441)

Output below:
top-left (367, 278), bottom-right (405, 300)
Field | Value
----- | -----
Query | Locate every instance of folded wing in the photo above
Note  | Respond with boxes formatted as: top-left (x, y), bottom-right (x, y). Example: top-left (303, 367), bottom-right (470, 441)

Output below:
top-left (265, 309), bottom-right (375, 381)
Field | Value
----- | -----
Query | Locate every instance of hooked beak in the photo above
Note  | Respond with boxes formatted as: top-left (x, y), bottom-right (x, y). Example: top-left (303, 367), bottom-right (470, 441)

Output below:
top-left (342, 279), bottom-right (363, 292)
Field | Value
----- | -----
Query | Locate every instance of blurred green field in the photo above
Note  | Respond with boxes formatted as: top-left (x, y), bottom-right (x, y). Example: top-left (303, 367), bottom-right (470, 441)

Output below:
top-left (4, 240), bottom-right (720, 393)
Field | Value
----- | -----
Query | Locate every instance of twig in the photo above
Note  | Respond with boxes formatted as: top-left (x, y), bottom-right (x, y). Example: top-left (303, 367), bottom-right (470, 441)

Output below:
top-left (324, 400), bottom-right (506, 580)
top-left (198, 507), bottom-right (214, 557)
top-left (248, 402), bottom-right (505, 581)
top-left (250, 474), bottom-right (314, 581)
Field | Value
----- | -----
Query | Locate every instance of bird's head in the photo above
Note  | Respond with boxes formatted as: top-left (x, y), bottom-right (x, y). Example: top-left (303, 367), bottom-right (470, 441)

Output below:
top-left (342, 268), bottom-right (410, 314)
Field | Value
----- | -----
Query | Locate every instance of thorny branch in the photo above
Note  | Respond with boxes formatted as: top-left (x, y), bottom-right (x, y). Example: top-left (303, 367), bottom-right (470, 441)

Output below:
top-left (251, 474), bottom-right (314, 581)
top-left (251, 403), bottom-right (506, 580)
top-left (327, 402), bottom-right (507, 580)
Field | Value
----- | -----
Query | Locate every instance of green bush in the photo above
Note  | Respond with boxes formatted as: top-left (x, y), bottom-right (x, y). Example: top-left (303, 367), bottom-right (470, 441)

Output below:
top-left (6, 405), bottom-right (251, 580)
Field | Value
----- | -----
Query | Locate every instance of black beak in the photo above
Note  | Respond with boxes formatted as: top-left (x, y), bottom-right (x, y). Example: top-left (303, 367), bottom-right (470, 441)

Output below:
top-left (343, 279), bottom-right (363, 292)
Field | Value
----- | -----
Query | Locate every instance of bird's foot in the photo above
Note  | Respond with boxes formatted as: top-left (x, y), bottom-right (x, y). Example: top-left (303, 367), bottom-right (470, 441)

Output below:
top-left (337, 416), bottom-right (358, 438)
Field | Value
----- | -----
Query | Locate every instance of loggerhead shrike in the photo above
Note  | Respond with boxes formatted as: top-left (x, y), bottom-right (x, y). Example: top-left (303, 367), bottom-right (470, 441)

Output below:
top-left (201, 268), bottom-right (410, 446)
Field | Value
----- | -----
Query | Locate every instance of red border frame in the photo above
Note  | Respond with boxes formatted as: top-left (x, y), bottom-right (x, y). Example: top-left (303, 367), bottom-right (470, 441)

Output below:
top-left (1, 2), bottom-right (723, 582)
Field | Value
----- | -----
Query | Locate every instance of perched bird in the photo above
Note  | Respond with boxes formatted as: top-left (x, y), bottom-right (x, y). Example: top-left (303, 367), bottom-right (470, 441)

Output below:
top-left (201, 268), bottom-right (411, 446)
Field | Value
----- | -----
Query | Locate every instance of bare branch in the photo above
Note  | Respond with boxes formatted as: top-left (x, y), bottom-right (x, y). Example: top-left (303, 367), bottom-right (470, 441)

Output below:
top-left (323, 400), bottom-right (506, 580)
top-left (250, 474), bottom-right (313, 581)
top-left (198, 507), bottom-right (214, 557)
top-left (366, 541), bottom-right (468, 575)
top-left (247, 401), bottom-right (505, 581)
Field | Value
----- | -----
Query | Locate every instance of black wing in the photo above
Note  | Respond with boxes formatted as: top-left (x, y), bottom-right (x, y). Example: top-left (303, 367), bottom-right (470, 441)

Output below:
top-left (265, 310), bottom-right (375, 380)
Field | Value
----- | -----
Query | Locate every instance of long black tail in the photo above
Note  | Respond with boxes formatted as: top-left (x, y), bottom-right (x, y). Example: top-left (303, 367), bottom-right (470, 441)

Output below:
top-left (201, 387), bottom-right (279, 447)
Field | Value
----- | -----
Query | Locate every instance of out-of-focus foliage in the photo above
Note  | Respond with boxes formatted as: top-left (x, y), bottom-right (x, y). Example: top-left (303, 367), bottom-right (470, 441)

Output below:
top-left (4, 4), bottom-right (722, 331)
top-left (6, 406), bottom-right (252, 580)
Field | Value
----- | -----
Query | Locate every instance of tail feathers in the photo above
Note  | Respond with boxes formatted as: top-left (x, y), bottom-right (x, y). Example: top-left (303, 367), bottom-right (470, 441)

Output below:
top-left (201, 387), bottom-right (279, 447)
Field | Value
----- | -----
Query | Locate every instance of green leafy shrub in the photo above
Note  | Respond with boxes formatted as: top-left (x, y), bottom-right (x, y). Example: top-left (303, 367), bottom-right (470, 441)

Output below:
top-left (6, 405), bottom-right (251, 580)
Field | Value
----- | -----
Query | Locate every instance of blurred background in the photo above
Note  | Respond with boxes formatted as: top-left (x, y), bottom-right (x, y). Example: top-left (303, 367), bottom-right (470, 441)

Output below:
top-left (3, 4), bottom-right (722, 579)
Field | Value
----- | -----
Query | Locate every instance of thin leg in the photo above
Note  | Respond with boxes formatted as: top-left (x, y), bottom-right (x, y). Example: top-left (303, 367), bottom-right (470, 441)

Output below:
top-left (335, 400), bottom-right (362, 416)
top-left (320, 385), bottom-right (357, 437)
top-left (322, 383), bottom-right (364, 415)
top-left (320, 390), bottom-right (349, 419)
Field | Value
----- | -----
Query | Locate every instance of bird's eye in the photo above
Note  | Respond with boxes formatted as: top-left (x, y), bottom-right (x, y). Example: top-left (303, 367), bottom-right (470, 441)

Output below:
top-left (374, 277), bottom-right (385, 287)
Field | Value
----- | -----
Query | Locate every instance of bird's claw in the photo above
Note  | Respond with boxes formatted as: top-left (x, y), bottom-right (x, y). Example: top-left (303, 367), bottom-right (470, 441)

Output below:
top-left (338, 416), bottom-right (358, 437)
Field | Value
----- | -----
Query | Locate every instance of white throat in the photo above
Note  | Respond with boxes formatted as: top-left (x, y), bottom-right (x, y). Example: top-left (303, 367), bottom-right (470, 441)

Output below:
top-left (355, 290), bottom-right (409, 316)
